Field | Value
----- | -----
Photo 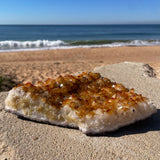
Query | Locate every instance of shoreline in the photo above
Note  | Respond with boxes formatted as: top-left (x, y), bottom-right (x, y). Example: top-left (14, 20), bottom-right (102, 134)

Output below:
top-left (0, 42), bottom-right (160, 53)
top-left (1, 46), bottom-right (160, 64)
top-left (0, 46), bottom-right (160, 85)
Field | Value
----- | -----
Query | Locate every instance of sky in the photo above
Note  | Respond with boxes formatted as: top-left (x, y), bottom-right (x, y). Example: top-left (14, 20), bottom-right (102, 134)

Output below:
top-left (0, 0), bottom-right (159, 24)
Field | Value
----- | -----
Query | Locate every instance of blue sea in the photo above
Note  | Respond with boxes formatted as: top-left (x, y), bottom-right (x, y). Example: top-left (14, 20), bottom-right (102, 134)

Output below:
top-left (0, 24), bottom-right (160, 52)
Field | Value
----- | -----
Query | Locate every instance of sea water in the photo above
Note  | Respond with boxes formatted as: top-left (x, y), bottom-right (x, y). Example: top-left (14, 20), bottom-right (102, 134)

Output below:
top-left (0, 24), bottom-right (160, 51)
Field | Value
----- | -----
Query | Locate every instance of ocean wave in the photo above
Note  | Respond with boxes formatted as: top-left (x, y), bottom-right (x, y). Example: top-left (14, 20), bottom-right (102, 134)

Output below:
top-left (0, 40), bottom-right (160, 52)
top-left (0, 40), bottom-right (67, 50)
top-left (106, 40), bottom-right (160, 47)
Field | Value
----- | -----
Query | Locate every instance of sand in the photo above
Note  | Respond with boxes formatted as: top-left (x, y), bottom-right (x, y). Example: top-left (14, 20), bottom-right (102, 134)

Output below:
top-left (0, 46), bottom-right (160, 159)
top-left (0, 46), bottom-right (160, 84)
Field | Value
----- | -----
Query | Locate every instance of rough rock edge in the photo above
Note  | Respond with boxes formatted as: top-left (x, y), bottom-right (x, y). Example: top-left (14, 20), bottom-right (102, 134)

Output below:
top-left (143, 64), bottom-right (156, 78)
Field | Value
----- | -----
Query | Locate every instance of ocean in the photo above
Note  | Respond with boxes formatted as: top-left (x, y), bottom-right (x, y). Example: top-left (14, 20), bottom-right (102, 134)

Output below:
top-left (0, 24), bottom-right (160, 52)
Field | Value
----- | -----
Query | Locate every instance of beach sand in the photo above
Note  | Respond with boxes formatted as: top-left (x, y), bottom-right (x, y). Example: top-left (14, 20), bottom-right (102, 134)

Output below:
top-left (0, 46), bottom-right (160, 85)
top-left (0, 46), bottom-right (160, 159)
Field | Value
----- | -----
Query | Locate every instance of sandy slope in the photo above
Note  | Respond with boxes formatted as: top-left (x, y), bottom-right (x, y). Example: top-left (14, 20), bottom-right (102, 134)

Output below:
top-left (0, 46), bottom-right (160, 86)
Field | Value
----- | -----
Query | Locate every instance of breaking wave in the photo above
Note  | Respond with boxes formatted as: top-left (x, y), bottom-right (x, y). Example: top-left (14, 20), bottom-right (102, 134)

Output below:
top-left (0, 39), bottom-right (160, 52)
top-left (0, 40), bottom-right (67, 50)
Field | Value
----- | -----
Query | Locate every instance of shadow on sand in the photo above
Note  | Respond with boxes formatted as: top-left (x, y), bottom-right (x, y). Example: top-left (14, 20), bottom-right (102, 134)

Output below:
top-left (89, 109), bottom-right (160, 137)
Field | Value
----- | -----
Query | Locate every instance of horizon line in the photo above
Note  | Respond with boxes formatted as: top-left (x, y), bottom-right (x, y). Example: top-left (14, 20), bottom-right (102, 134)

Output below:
top-left (0, 23), bottom-right (160, 25)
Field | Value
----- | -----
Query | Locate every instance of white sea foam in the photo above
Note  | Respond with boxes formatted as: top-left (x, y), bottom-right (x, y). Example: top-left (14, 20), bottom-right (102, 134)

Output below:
top-left (0, 40), bottom-right (160, 52)
top-left (0, 40), bottom-right (67, 50)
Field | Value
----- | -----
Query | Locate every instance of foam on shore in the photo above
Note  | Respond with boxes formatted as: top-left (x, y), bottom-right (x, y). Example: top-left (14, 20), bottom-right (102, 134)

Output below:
top-left (0, 39), bottom-right (160, 52)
